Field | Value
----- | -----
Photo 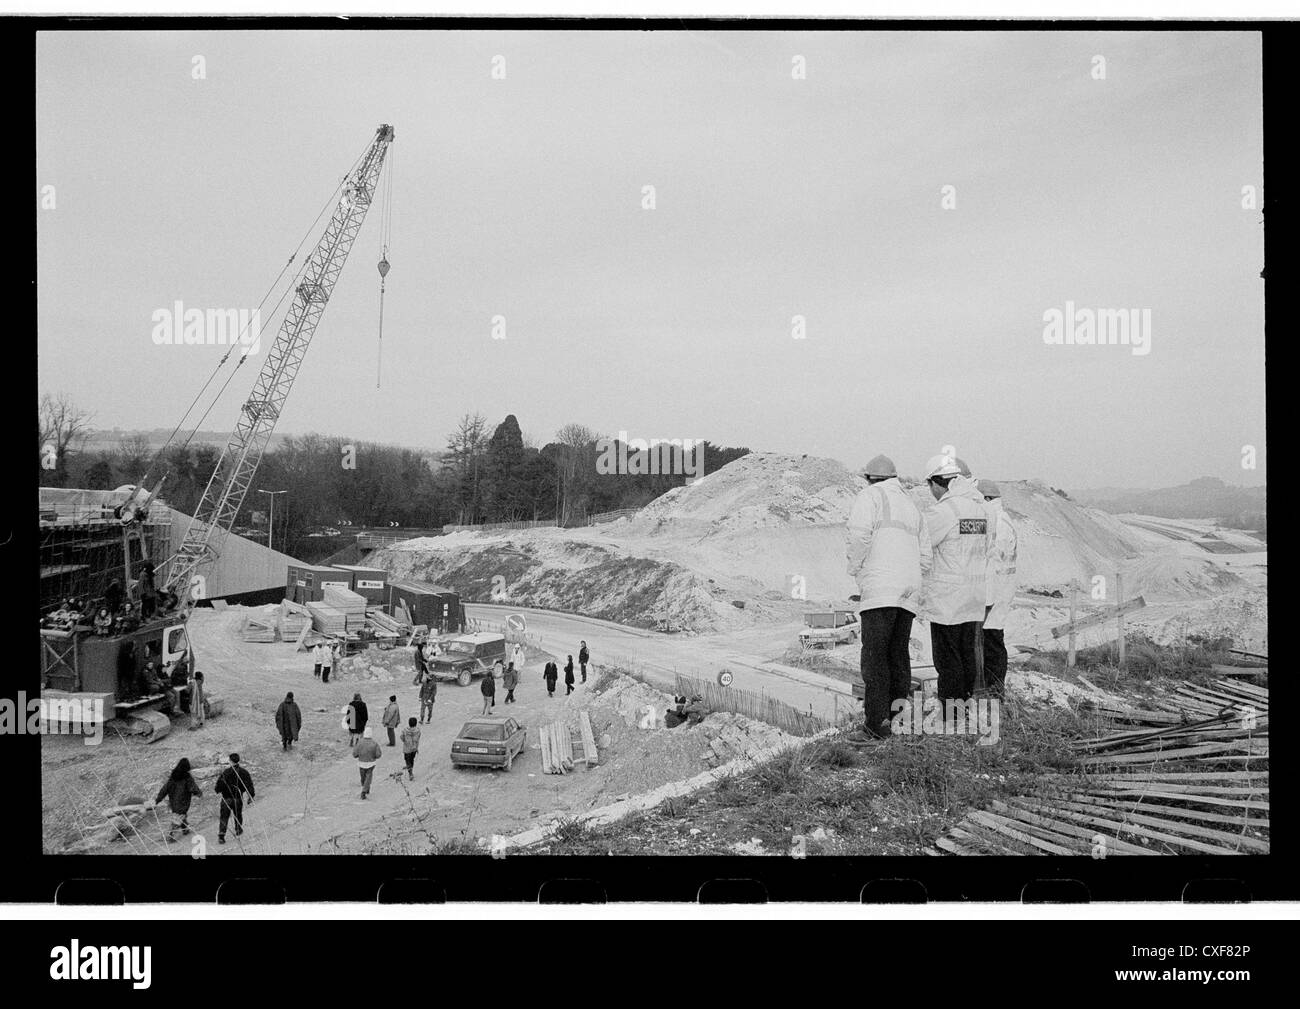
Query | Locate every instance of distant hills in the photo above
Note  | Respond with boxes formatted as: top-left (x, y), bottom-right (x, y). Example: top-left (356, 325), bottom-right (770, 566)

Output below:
top-left (1071, 477), bottom-right (1266, 527)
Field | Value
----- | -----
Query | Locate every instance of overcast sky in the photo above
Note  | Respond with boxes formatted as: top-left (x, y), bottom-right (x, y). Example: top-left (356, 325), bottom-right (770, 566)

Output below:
top-left (37, 29), bottom-right (1264, 489)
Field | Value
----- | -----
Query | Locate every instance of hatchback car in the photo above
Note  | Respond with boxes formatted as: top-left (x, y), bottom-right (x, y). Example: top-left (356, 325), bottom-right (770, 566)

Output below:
top-left (450, 715), bottom-right (528, 771)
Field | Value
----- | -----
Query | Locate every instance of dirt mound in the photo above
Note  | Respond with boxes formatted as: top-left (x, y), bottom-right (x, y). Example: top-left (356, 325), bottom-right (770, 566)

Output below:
top-left (1119, 553), bottom-right (1246, 602)
top-left (629, 452), bottom-right (864, 536)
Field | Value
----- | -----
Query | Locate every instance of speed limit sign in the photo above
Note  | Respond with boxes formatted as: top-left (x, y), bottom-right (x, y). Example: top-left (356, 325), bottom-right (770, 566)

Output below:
top-left (717, 670), bottom-right (734, 687)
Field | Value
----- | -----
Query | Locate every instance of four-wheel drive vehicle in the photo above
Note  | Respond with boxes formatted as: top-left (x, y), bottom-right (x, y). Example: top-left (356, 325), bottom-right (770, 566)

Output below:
top-left (798, 609), bottom-right (860, 647)
top-left (426, 632), bottom-right (507, 686)
top-left (451, 715), bottom-right (528, 770)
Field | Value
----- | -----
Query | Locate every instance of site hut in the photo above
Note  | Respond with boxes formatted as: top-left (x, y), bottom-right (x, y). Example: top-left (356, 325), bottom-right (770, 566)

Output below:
top-left (330, 564), bottom-right (388, 605)
top-left (385, 579), bottom-right (464, 635)
top-left (285, 563), bottom-right (354, 606)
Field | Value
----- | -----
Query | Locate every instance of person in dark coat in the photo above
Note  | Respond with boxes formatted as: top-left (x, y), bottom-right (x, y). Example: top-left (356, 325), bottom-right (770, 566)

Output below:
top-left (347, 694), bottom-right (369, 746)
top-left (502, 662), bottom-right (519, 704)
top-left (578, 641), bottom-right (590, 683)
top-left (214, 753), bottom-right (255, 844)
top-left (382, 695), bottom-right (401, 746)
top-left (152, 757), bottom-right (201, 843)
top-left (419, 675), bottom-right (437, 723)
top-left (412, 639), bottom-right (428, 686)
top-left (104, 578), bottom-right (124, 615)
top-left (275, 691), bottom-right (302, 751)
top-left (543, 660), bottom-right (558, 698)
top-left (480, 667), bottom-right (496, 715)
top-left (564, 656), bottom-right (575, 695)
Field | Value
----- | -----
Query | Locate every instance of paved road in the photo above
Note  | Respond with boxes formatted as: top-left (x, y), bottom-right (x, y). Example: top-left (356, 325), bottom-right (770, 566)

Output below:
top-left (464, 602), bottom-right (861, 723)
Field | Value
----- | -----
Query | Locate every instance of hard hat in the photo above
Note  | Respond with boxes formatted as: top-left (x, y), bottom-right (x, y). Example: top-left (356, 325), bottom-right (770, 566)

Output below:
top-left (978, 479), bottom-right (1001, 499)
top-left (923, 455), bottom-right (962, 480)
top-left (955, 457), bottom-right (972, 477)
top-left (863, 454), bottom-right (897, 479)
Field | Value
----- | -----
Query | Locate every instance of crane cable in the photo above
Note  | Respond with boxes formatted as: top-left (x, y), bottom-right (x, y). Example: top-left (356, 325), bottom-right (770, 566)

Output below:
top-left (376, 146), bottom-right (394, 389)
top-left (141, 137), bottom-right (375, 491)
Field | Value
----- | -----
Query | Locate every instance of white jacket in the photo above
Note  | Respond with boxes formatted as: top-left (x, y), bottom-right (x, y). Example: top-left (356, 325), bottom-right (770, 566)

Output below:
top-left (846, 478), bottom-right (932, 615)
top-left (983, 498), bottom-right (1018, 631)
top-left (922, 476), bottom-right (992, 625)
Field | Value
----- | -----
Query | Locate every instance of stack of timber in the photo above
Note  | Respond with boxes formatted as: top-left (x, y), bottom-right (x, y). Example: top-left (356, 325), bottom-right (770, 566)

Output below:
top-left (323, 585), bottom-right (367, 632)
top-left (277, 600), bottom-right (311, 641)
top-left (539, 712), bottom-right (600, 774)
top-left (928, 679), bottom-right (1268, 856)
top-left (367, 608), bottom-right (407, 639)
top-left (306, 602), bottom-right (348, 635)
top-left (240, 611), bottom-right (277, 643)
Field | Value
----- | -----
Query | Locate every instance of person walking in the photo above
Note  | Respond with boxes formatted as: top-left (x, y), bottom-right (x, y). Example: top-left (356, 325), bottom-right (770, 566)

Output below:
top-left (978, 479), bottom-right (1018, 700)
top-left (412, 638), bottom-right (428, 686)
top-left (347, 693), bottom-right (369, 746)
top-left (312, 641), bottom-right (324, 680)
top-left (151, 757), bottom-right (201, 843)
top-left (320, 640), bottom-right (335, 684)
top-left (275, 691), bottom-right (302, 751)
top-left (480, 666), bottom-right (496, 715)
top-left (399, 717), bottom-right (420, 780)
top-left (921, 454), bottom-right (992, 702)
top-left (353, 726), bottom-right (382, 799)
top-left (578, 641), bottom-right (590, 683)
top-left (214, 753), bottom-right (255, 845)
top-left (543, 660), bottom-right (558, 698)
top-left (382, 695), bottom-right (401, 746)
top-left (512, 642), bottom-right (525, 671)
top-left (419, 674), bottom-right (437, 723)
top-left (845, 453), bottom-right (932, 738)
top-left (187, 670), bottom-right (206, 730)
top-left (564, 656), bottom-right (575, 695)
top-left (502, 661), bottom-right (518, 703)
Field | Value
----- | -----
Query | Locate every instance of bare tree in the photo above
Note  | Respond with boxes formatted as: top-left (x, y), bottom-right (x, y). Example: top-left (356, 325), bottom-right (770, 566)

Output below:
top-left (38, 392), bottom-right (94, 487)
top-left (113, 433), bottom-right (155, 485)
top-left (554, 423), bottom-right (598, 526)
top-left (446, 412), bottom-right (490, 524)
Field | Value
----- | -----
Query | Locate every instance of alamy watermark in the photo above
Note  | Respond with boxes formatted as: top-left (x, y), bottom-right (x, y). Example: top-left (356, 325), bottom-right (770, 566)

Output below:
top-left (890, 692), bottom-right (1000, 745)
top-left (1042, 301), bottom-right (1151, 356)
top-left (1, 692), bottom-right (104, 745)
top-left (595, 432), bottom-right (705, 479)
top-left (151, 301), bottom-right (262, 355)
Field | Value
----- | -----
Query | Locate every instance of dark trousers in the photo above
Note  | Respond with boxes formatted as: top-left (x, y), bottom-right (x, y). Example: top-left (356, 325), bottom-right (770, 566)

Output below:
top-left (218, 798), bottom-right (243, 839)
top-left (580, 662), bottom-right (587, 682)
top-left (566, 682), bottom-right (573, 695)
top-left (931, 621), bottom-right (981, 700)
top-left (313, 664), bottom-right (321, 679)
top-left (505, 688), bottom-right (515, 702)
top-left (420, 700), bottom-right (434, 722)
top-left (386, 726), bottom-right (396, 746)
top-left (983, 605), bottom-right (1007, 698)
top-left (858, 607), bottom-right (914, 732)
top-left (321, 666), bottom-right (331, 683)
top-left (359, 765), bottom-right (375, 796)
top-left (403, 751), bottom-right (416, 776)
top-left (281, 732), bottom-right (294, 750)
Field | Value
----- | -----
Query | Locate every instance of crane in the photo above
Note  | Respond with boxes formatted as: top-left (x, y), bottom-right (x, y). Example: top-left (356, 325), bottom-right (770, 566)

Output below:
top-left (158, 123), bottom-right (396, 610)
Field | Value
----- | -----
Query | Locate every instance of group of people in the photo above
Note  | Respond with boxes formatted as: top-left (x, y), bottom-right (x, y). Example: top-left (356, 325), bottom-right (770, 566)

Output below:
top-left (150, 753), bottom-right (255, 845)
top-left (311, 640), bottom-right (341, 682)
top-left (44, 564), bottom-right (184, 639)
top-left (846, 452), bottom-right (1018, 737)
top-left (541, 640), bottom-right (589, 697)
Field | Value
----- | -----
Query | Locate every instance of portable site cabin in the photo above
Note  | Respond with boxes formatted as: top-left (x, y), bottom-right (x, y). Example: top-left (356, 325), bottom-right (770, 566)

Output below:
top-left (330, 563), bottom-right (388, 605)
top-left (386, 579), bottom-right (463, 634)
top-left (286, 563), bottom-right (353, 605)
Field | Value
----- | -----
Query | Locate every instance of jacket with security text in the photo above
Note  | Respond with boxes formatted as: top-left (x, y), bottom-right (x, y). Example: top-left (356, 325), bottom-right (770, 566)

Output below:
top-left (922, 476), bottom-right (993, 625)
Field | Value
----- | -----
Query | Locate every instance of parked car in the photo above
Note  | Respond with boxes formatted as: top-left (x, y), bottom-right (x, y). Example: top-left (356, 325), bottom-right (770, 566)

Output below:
top-left (426, 632), bottom-right (508, 686)
top-left (450, 715), bottom-right (528, 771)
top-left (798, 609), bottom-right (860, 647)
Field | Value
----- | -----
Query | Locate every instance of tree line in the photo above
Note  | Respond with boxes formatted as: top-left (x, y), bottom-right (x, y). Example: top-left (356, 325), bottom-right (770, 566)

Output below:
top-left (40, 396), bottom-right (748, 559)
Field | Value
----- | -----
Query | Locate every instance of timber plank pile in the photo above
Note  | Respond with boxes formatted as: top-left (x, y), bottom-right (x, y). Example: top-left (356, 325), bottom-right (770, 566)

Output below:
top-left (306, 602), bottom-right (348, 635)
top-left (239, 611), bottom-right (276, 643)
top-left (929, 677), bottom-right (1268, 856)
top-left (323, 585), bottom-right (367, 632)
top-left (276, 600), bottom-right (311, 641)
top-left (539, 711), bottom-right (599, 774)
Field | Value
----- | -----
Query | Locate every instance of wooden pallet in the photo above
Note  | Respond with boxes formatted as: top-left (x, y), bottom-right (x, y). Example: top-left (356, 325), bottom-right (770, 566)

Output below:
top-left (539, 713), bottom-right (599, 774)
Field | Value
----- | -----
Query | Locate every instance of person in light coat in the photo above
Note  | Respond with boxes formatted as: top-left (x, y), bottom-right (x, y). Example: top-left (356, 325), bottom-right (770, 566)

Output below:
top-left (978, 480), bottom-right (1018, 699)
top-left (921, 455), bottom-right (993, 701)
top-left (846, 453), bottom-right (932, 737)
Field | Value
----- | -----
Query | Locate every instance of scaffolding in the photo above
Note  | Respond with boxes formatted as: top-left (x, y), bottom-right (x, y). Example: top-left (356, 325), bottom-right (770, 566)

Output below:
top-left (39, 487), bottom-right (172, 615)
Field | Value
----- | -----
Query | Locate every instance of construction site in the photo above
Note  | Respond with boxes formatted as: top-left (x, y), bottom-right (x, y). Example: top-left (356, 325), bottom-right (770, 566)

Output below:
top-left (36, 32), bottom-right (1266, 863)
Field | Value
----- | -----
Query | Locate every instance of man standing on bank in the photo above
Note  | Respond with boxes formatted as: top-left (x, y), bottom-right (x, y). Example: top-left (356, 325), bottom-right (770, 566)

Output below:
top-left (846, 453), bottom-right (931, 738)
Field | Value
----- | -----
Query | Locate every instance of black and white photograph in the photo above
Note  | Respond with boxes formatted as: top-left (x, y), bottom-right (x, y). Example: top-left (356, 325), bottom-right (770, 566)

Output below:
top-left (30, 19), bottom-right (1270, 897)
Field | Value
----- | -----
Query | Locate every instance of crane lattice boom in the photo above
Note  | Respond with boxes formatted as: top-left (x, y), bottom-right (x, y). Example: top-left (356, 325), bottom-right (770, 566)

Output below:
top-left (163, 124), bottom-right (395, 606)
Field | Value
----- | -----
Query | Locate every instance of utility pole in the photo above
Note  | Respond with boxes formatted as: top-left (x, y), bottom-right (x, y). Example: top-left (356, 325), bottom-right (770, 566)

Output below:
top-left (258, 488), bottom-right (286, 587)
